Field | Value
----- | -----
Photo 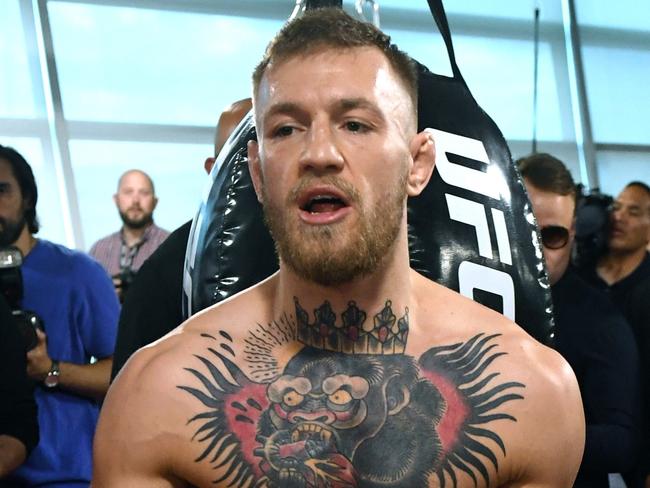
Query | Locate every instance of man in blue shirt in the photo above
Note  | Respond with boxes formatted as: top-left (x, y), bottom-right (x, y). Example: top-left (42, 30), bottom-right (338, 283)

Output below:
top-left (0, 144), bottom-right (119, 487)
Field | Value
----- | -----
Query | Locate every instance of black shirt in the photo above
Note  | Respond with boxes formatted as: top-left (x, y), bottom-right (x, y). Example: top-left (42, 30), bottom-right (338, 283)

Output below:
top-left (581, 252), bottom-right (650, 483)
top-left (110, 221), bottom-right (191, 381)
top-left (553, 269), bottom-right (641, 488)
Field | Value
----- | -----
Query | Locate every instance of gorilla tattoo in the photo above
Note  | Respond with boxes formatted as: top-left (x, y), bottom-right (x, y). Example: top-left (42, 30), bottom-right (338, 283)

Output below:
top-left (179, 300), bottom-right (525, 487)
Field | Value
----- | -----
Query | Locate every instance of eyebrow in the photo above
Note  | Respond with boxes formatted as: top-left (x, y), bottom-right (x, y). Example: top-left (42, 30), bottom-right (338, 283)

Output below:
top-left (263, 98), bottom-right (385, 122)
top-left (264, 102), bottom-right (309, 122)
top-left (336, 98), bottom-right (385, 120)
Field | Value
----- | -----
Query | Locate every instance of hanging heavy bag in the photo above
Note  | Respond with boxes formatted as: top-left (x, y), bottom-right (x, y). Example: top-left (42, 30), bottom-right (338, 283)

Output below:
top-left (183, 0), bottom-right (554, 346)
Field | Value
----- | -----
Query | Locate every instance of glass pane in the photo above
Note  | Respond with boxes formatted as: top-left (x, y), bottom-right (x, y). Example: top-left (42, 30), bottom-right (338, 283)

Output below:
top-left (68, 139), bottom-right (212, 249)
top-left (582, 45), bottom-right (650, 144)
top-left (596, 150), bottom-right (650, 197)
top-left (385, 29), bottom-right (565, 141)
top-left (0, 136), bottom-right (67, 245)
top-left (577, 0), bottom-right (650, 32)
top-left (351, 0), bottom-right (563, 22)
top-left (0, 0), bottom-right (38, 118)
top-left (388, 28), bottom-right (452, 77)
top-left (48, 2), bottom-right (282, 125)
top-left (456, 36), bottom-right (564, 141)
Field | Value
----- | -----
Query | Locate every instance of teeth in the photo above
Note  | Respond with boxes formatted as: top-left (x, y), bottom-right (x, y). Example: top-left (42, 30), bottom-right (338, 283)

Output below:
top-left (280, 468), bottom-right (300, 480)
top-left (293, 423), bottom-right (327, 440)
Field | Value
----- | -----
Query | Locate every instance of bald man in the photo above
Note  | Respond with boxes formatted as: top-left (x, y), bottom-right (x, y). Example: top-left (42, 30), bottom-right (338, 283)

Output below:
top-left (110, 99), bottom-right (252, 380)
top-left (90, 169), bottom-right (169, 301)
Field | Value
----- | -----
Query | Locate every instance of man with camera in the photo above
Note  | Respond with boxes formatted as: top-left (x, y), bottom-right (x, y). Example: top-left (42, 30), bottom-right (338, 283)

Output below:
top-left (581, 181), bottom-right (650, 487)
top-left (518, 153), bottom-right (641, 488)
top-left (89, 169), bottom-right (169, 302)
top-left (0, 144), bottom-right (119, 487)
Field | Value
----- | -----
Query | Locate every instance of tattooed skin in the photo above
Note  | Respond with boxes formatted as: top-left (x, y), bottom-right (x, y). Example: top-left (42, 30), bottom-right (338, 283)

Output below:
top-left (179, 300), bottom-right (525, 487)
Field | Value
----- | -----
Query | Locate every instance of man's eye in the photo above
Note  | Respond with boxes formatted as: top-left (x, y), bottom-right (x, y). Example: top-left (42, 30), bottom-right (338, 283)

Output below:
top-left (274, 126), bottom-right (295, 138)
top-left (345, 121), bottom-right (367, 133)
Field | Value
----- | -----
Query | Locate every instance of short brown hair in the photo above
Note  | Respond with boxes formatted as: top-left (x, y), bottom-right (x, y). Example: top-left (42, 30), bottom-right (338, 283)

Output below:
top-left (516, 153), bottom-right (577, 204)
top-left (252, 8), bottom-right (418, 109)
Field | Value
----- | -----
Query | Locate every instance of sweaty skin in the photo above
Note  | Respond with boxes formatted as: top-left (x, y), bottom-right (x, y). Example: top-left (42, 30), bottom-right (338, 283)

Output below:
top-left (93, 45), bottom-right (584, 488)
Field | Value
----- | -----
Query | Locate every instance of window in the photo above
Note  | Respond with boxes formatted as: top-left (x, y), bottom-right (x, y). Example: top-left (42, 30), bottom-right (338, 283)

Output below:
top-left (0, 0), bottom-right (39, 118)
top-left (68, 139), bottom-right (212, 248)
top-left (49, 2), bottom-right (282, 125)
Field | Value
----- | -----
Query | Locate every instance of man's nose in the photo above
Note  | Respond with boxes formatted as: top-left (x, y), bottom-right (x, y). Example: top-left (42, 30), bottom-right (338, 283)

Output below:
top-left (299, 124), bottom-right (344, 174)
top-left (611, 207), bottom-right (625, 222)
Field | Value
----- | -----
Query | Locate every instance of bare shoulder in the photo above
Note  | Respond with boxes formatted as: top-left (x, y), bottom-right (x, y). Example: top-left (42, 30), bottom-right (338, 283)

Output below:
top-left (93, 279), bottom-right (277, 487)
top-left (499, 328), bottom-right (585, 487)
top-left (412, 272), bottom-right (584, 487)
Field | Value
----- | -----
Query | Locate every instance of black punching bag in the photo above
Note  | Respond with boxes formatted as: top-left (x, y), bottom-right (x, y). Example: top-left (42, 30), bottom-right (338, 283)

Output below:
top-left (183, 0), bottom-right (554, 346)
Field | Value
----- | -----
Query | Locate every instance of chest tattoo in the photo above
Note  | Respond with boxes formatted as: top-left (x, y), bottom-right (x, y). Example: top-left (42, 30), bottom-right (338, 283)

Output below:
top-left (178, 299), bottom-right (525, 487)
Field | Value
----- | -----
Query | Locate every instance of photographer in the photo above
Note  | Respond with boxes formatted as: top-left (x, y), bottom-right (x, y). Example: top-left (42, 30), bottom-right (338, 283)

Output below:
top-left (580, 181), bottom-right (650, 488)
top-left (0, 145), bottom-right (119, 487)
top-left (0, 294), bottom-right (38, 482)
top-left (89, 170), bottom-right (169, 302)
top-left (519, 154), bottom-right (641, 487)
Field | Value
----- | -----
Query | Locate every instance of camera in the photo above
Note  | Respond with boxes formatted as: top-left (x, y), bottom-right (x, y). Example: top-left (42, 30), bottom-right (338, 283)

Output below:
top-left (572, 185), bottom-right (613, 270)
top-left (0, 246), bottom-right (44, 350)
top-left (111, 267), bottom-right (137, 303)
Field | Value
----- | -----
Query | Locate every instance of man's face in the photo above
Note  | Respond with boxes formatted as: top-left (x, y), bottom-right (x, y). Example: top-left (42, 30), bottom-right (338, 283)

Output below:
top-left (608, 185), bottom-right (650, 254)
top-left (525, 180), bottom-right (575, 286)
top-left (114, 171), bottom-right (157, 230)
top-left (250, 47), bottom-right (416, 285)
top-left (0, 159), bottom-right (27, 247)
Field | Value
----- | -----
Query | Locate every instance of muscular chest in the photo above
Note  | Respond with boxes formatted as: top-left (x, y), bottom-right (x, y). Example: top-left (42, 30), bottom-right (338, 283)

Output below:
top-left (174, 325), bottom-right (522, 488)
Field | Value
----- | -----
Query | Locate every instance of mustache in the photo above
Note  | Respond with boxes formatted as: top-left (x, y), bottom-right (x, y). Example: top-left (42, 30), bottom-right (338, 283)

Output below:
top-left (287, 175), bottom-right (361, 207)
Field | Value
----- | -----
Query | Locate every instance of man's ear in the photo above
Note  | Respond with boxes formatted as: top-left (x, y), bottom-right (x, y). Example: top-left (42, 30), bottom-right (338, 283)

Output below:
top-left (112, 193), bottom-right (118, 206)
top-left (247, 140), bottom-right (264, 203)
top-left (152, 196), bottom-right (159, 211)
top-left (406, 129), bottom-right (436, 197)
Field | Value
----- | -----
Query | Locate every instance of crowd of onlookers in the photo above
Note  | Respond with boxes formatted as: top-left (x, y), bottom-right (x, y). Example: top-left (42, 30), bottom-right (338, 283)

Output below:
top-left (1, 115), bottom-right (650, 486)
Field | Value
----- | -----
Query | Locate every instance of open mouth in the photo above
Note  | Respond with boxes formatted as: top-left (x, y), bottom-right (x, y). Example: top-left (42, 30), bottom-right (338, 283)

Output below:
top-left (301, 195), bottom-right (346, 214)
top-left (297, 187), bottom-right (352, 224)
top-left (290, 422), bottom-right (333, 444)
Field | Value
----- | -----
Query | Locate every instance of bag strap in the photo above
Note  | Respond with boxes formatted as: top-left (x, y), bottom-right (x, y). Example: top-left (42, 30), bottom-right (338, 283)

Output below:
top-left (425, 0), bottom-right (465, 83)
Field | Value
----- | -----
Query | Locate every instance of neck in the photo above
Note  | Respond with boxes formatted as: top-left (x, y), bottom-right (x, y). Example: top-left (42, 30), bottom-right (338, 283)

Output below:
top-left (273, 231), bottom-right (413, 324)
top-left (121, 223), bottom-right (150, 247)
top-left (599, 246), bottom-right (647, 284)
top-left (13, 225), bottom-right (36, 258)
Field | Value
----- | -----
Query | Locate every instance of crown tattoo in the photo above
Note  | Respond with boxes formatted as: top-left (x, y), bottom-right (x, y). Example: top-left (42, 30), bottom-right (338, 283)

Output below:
top-left (295, 297), bottom-right (409, 354)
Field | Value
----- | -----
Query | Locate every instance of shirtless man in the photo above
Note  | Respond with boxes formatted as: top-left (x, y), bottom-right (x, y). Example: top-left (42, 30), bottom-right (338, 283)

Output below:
top-left (93, 9), bottom-right (584, 487)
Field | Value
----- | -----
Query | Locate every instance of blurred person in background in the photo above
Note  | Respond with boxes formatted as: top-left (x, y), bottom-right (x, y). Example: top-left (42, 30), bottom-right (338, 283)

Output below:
top-left (0, 295), bottom-right (38, 484)
top-left (0, 144), bottom-right (119, 487)
top-left (518, 153), bottom-right (641, 488)
top-left (89, 169), bottom-right (169, 302)
top-left (110, 98), bottom-right (252, 381)
top-left (580, 180), bottom-right (650, 488)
